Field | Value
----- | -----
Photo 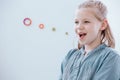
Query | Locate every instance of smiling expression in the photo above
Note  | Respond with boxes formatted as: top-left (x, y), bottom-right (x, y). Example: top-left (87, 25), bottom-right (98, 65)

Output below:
top-left (74, 8), bottom-right (103, 46)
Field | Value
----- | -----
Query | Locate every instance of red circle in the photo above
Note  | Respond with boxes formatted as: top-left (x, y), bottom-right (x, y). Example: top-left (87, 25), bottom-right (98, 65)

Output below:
top-left (23, 18), bottom-right (32, 26)
top-left (39, 24), bottom-right (44, 29)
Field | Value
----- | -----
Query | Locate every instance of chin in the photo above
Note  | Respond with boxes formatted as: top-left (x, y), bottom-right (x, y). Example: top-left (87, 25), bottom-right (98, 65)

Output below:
top-left (79, 41), bottom-right (86, 45)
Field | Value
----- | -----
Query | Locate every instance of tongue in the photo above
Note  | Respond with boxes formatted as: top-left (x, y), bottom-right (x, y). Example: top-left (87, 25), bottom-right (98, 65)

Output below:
top-left (81, 35), bottom-right (85, 39)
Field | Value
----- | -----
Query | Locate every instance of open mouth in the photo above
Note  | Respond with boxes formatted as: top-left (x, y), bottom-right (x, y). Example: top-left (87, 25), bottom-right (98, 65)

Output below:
top-left (79, 33), bottom-right (87, 39)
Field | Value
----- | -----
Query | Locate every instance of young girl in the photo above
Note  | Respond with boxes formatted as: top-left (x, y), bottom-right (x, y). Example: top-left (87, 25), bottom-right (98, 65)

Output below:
top-left (59, 0), bottom-right (120, 80)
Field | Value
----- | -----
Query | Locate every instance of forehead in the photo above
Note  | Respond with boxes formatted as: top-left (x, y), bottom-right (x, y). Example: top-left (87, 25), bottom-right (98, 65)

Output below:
top-left (75, 8), bottom-right (97, 20)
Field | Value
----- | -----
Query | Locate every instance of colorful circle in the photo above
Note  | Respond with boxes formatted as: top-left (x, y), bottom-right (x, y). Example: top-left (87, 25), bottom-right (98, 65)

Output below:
top-left (52, 27), bottom-right (56, 32)
top-left (39, 24), bottom-right (44, 29)
top-left (65, 32), bottom-right (68, 35)
top-left (23, 18), bottom-right (32, 26)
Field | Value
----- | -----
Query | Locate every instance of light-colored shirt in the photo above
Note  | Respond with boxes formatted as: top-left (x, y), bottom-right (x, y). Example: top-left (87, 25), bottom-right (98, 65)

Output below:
top-left (60, 44), bottom-right (120, 80)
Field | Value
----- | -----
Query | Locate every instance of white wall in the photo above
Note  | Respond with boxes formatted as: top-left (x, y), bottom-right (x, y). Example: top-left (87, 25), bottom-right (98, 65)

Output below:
top-left (0, 0), bottom-right (120, 80)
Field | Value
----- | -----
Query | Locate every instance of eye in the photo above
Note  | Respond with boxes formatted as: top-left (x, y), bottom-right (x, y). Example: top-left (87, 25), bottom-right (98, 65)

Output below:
top-left (84, 21), bottom-right (90, 23)
top-left (75, 21), bottom-right (79, 24)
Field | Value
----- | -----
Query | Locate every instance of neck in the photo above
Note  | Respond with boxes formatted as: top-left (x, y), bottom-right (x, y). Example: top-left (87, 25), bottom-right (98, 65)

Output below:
top-left (85, 37), bottom-right (101, 53)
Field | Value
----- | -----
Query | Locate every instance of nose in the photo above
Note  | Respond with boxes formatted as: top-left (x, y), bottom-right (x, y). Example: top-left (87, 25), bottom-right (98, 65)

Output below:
top-left (75, 23), bottom-right (84, 30)
top-left (75, 23), bottom-right (84, 34)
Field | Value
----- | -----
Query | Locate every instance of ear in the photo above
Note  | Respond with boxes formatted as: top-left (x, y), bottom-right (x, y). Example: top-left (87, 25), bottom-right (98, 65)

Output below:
top-left (100, 19), bottom-right (108, 30)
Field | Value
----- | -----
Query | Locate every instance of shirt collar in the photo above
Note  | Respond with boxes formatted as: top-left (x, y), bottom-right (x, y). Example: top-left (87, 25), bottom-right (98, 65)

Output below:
top-left (80, 43), bottom-right (107, 56)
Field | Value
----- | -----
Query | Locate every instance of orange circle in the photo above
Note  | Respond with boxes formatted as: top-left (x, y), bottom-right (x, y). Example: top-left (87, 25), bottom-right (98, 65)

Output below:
top-left (39, 24), bottom-right (44, 29)
top-left (23, 18), bottom-right (32, 26)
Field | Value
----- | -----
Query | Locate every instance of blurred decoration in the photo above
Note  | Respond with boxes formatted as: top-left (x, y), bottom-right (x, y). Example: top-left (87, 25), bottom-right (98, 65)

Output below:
top-left (22, 18), bottom-right (70, 36)
top-left (39, 24), bottom-right (44, 29)
top-left (52, 27), bottom-right (56, 32)
top-left (23, 18), bottom-right (32, 26)
top-left (65, 32), bottom-right (68, 35)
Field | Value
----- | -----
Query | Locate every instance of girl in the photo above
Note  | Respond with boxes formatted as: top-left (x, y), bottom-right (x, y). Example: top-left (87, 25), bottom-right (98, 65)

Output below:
top-left (59, 0), bottom-right (120, 80)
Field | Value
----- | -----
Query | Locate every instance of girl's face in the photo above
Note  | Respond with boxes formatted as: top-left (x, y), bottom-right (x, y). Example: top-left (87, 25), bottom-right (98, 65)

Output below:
top-left (75, 8), bottom-right (104, 46)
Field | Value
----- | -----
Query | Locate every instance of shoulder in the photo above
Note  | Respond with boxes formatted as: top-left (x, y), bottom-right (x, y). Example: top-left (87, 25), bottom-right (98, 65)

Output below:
top-left (106, 47), bottom-right (120, 74)
top-left (65, 48), bottom-right (79, 60)
top-left (97, 46), bottom-right (120, 65)
top-left (102, 47), bottom-right (120, 64)
top-left (105, 47), bottom-right (120, 57)
top-left (61, 48), bottom-right (79, 71)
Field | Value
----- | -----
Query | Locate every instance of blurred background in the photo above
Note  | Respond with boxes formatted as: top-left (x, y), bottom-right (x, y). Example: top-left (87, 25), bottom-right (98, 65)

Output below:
top-left (0, 0), bottom-right (120, 80)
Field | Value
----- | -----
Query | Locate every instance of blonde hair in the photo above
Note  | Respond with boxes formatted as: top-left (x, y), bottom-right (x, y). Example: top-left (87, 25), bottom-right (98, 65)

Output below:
top-left (77, 0), bottom-right (115, 49)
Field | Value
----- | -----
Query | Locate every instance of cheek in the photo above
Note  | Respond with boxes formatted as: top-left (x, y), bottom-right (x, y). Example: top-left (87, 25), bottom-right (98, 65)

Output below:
top-left (91, 25), bottom-right (100, 33)
top-left (88, 28), bottom-right (99, 37)
top-left (74, 27), bottom-right (78, 34)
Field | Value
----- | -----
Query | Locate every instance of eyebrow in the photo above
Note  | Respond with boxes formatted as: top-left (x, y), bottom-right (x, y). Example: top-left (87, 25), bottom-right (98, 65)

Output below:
top-left (74, 18), bottom-right (91, 21)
